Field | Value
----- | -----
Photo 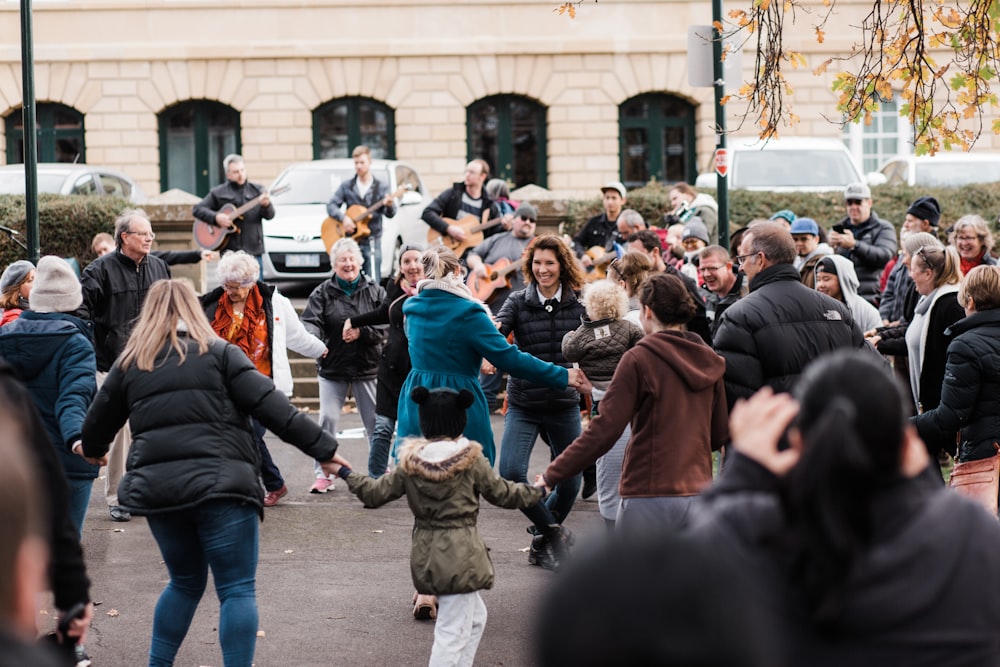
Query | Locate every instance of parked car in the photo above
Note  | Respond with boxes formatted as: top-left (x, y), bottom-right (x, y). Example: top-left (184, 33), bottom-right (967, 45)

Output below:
top-left (879, 152), bottom-right (1000, 187)
top-left (695, 137), bottom-right (883, 192)
top-left (0, 162), bottom-right (147, 203)
top-left (261, 159), bottom-right (429, 283)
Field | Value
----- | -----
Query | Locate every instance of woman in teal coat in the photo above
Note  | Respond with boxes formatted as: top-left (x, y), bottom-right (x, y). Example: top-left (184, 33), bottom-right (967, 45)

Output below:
top-left (397, 246), bottom-right (584, 464)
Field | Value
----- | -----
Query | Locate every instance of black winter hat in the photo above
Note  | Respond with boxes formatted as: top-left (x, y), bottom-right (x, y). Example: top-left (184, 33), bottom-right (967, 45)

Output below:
top-left (410, 386), bottom-right (474, 439)
top-left (906, 196), bottom-right (941, 227)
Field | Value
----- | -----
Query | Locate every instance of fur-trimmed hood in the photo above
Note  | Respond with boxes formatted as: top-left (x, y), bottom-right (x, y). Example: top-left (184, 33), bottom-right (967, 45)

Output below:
top-left (398, 437), bottom-right (483, 482)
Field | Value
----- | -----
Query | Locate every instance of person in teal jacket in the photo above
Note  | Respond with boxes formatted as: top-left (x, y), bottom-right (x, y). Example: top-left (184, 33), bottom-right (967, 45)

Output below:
top-left (396, 245), bottom-right (585, 464)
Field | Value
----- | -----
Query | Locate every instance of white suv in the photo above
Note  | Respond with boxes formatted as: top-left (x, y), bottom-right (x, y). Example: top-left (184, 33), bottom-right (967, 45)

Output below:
top-left (261, 159), bottom-right (429, 282)
top-left (696, 137), bottom-right (882, 192)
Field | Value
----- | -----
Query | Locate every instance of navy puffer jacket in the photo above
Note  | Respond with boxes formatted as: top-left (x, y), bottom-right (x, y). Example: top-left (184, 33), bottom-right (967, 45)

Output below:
top-left (713, 264), bottom-right (864, 409)
top-left (497, 283), bottom-right (585, 411)
top-left (81, 338), bottom-right (339, 516)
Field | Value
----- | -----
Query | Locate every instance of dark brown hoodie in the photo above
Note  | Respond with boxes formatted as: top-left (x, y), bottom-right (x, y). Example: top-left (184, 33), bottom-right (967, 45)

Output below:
top-left (545, 329), bottom-right (728, 497)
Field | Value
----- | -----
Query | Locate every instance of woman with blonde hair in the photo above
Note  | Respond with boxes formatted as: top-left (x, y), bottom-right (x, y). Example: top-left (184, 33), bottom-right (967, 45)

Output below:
top-left (916, 265), bottom-right (1000, 467)
top-left (201, 250), bottom-right (327, 506)
top-left (80, 280), bottom-right (348, 667)
top-left (607, 251), bottom-right (652, 321)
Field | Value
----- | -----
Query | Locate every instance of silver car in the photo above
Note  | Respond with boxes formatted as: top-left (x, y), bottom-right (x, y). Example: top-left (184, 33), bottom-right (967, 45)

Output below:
top-left (261, 159), bottom-right (429, 282)
top-left (0, 162), bottom-right (147, 203)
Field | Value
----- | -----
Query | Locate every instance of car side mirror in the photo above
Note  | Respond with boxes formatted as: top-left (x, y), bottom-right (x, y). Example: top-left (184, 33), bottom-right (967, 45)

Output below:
top-left (866, 172), bottom-right (887, 187)
top-left (400, 191), bottom-right (423, 206)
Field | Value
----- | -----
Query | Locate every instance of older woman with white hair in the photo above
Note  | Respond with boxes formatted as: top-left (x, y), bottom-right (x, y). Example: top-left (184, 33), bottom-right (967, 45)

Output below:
top-left (302, 238), bottom-right (387, 494)
top-left (201, 250), bottom-right (327, 506)
top-left (951, 214), bottom-right (997, 274)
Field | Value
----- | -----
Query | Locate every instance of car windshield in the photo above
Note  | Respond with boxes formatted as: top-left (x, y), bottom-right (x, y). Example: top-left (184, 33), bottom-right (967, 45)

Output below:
top-left (733, 150), bottom-right (860, 189)
top-left (272, 167), bottom-right (392, 205)
top-left (915, 162), bottom-right (1000, 187)
top-left (0, 172), bottom-right (68, 194)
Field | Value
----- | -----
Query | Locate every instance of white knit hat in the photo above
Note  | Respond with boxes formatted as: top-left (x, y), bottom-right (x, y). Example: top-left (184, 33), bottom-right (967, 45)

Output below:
top-left (30, 256), bottom-right (82, 313)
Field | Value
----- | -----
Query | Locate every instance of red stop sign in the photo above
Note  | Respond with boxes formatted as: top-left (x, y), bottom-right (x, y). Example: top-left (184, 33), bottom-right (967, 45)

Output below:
top-left (714, 148), bottom-right (729, 178)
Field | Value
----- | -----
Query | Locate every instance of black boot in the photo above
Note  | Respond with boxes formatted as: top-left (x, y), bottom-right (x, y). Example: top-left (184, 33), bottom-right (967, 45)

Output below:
top-left (527, 524), bottom-right (574, 571)
top-left (582, 465), bottom-right (597, 499)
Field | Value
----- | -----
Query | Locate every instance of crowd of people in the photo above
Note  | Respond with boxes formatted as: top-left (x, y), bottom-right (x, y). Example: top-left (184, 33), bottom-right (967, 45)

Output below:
top-left (5, 151), bottom-right (1000, 666)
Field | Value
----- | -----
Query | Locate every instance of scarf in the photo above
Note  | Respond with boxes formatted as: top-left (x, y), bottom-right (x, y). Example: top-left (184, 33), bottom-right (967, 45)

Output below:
top-left (212, 284), bottom-right (271, 377)
top-left (336, 274), bottom-right (362, 296)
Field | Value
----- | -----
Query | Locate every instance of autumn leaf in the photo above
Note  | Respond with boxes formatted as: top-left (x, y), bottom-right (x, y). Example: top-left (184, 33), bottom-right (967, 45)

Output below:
top-left (815, 28), bottom-right (825, 44)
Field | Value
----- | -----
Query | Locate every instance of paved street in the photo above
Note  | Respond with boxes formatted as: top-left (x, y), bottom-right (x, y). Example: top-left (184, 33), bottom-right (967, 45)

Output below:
top-left (65, 408), bottom-right (605, 666)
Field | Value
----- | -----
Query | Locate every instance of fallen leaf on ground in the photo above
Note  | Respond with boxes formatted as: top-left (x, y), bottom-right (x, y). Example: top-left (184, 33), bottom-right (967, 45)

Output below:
top-left (107, 609), bottom-right (119, 617)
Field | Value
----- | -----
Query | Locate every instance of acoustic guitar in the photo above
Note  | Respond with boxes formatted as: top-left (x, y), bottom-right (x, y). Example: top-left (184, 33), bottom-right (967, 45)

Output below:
top-left (466, 257), bottom-right (527, 303)
top-left (192, 185), bottom-right (290, 251)
top-left (584, 245), bottom-right (618, 281)
top-left (426, 215), bottom-right (505, 257)
top-left (320, 184), bottom-right (410, 253)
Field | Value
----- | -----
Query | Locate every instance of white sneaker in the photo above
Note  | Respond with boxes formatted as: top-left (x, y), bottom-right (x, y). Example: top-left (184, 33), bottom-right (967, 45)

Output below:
top-left (309, 478), bottom-right (335, 494)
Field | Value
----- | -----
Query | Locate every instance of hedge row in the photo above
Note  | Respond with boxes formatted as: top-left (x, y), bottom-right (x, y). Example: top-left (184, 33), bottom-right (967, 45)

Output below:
top-left (0, 194), bottom-right (129, 270)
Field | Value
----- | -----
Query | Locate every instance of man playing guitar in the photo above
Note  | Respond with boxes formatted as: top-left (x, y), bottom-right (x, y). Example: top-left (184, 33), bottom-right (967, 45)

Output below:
top-left (193, 154), bottom-right (274, 269)
top-left (325, 145), bottom-right (398, 283)
top-left (421, 159), bottom-right (494, 256)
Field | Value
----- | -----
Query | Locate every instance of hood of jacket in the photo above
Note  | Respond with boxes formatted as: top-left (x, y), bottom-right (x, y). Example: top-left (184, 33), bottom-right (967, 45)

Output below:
top-left (691, 193), bottom-right (718, 212)
top-left (817, 253), bottom-right (862, 301)
top-left (398, 437), bottom-right (484, 499)
top-left (638, 329), bottom-right (725, 393)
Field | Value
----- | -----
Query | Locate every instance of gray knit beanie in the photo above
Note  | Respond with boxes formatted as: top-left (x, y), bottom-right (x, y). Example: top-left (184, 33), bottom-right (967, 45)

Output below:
top-left (30, 256), bottom-right (82, 313)
top-left (0, 260), bottom-right (34, 293)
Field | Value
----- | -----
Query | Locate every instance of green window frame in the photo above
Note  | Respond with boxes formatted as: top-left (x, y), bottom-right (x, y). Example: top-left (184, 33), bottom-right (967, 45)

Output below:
top-left (620, 93), bottom-right (697, 188)
top-left (467, 95), bottom-right (547, 189)
top-left (313, 97), bottom-right (395, 160)
top-left (5, 102), bottom-right (85, 164)
top-left (158, 100), bottom-right (240, 197)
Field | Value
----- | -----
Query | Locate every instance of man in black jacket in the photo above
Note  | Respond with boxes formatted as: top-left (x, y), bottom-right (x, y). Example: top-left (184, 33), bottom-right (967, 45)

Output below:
top-left (79, 209), bottom-right (170, 522)
top-left (192, 154), bottom-right (274, 264)
top-left (713, 222), bottom-right (864, 410)
top-left (421, 159), bottom-right (494, 250)
top-left (828, 183), bottom-right (897, 306)
top-left (573, 181), bottom-right (627, 268)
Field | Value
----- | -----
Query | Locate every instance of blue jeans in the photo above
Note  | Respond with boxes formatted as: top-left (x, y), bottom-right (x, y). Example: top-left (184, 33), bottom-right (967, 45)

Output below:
top-left (146, 501), bottom-right (259, 667)
top-left (369, 414), bottom-right (395, 477)
top-left (253, 418), bottom-right (284, 492)
top-left (67, 478), bottom-right (93, 538)
top-left (498, 405), bottom-right (582, 524)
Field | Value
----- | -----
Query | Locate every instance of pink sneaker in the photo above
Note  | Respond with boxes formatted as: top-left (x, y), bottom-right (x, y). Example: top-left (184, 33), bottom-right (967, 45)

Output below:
top-left (309, 477), bottom-right (335, 494)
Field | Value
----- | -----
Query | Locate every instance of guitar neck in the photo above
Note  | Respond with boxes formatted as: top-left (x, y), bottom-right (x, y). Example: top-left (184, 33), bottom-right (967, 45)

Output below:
top-left (469, 216), bottom-right (504, 234)
top-left (492, 258), bottom-right (525, 279)
top-left (231, 193), bottom-right (267, 219)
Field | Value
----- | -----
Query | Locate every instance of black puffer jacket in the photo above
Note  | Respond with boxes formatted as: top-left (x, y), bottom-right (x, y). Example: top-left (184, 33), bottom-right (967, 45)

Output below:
top-left (914, 308), bottom-right (1000, 462)
top-left (497, 284), bottom-right (585, 411)
top-left (351, 280), bottom-right (412, 418)
top-left (834, 212), bottom-right (897, 305)
top-left (78, 250), bottom-right (171, 372)
top-left (81, 338), bottom-right (338, 516)
top-left (301, 276), bottom-right (386, 381)
top-left (713, 264), bottom-right (863, 409)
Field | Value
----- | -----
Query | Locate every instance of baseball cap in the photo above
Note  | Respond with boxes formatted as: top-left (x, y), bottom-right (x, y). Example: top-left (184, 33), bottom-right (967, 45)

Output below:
top-left (789, 218), bottom-right (820, 236)
top-left (844, 183), bottom-right (872, 200)
top-left (600, 181), bottom-right (627, 199)
top-left (769, 209), bottom-right (796, 224)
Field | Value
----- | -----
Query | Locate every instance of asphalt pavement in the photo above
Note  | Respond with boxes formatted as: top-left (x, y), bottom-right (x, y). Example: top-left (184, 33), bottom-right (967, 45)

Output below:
top-left (63, 408), bottom-right (605, 666)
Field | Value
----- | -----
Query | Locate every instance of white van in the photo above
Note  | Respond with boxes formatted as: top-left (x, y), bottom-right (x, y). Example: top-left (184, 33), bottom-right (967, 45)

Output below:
top-left (879, 152), bottom-right (1000, 187)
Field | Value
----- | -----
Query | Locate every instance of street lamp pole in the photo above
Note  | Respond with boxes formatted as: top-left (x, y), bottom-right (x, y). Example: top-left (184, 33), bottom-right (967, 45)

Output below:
top-left (20, 0), bottom-right (40, 263)
top-left (712, 0), bottom-right (729, 251)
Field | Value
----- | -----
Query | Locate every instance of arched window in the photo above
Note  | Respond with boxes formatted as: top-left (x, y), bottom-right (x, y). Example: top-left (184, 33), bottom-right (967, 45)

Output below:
top-left (620, 93), bottom-right (697, 188)
top-left (5, 103), bottom-right (85, 164)
top-left (467, 95), bottom-right (547, 188)
top-left (313, 97), bottom-right (395, 160)
top-left (158, 100), bottom-right (240, 197)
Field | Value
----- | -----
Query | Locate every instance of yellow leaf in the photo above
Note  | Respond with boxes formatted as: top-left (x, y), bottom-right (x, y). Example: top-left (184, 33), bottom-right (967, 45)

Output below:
top-left (815, 28), bottom-right (825, 44)
top-left (758, 0), bottom-right (771, 12)
top-left (719, 95), bottom-right (732, 105)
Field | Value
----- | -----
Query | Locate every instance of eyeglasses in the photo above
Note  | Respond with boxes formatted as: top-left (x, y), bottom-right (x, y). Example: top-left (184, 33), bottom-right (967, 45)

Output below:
top-left (846, 199), bottom-right (864, 206)
top-left (699, 264), bottom-right (725, 274)
top-left (734, 252), bottom-right (759, 267)
top-left (956, 235), bottom-right (980, 242)
top-left (223, 282), bottom-right (254, 291)
top-left (125, 231), bottom-right (155, 240)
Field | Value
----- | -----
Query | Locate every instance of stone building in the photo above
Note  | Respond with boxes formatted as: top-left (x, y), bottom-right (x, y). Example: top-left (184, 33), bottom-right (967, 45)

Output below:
top-left (0, 0), bottom-right (993, 198)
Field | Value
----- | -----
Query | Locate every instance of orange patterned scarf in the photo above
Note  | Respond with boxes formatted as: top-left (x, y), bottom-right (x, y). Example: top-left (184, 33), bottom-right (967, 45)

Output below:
top-left (212, 284), bottom-right (271, 377)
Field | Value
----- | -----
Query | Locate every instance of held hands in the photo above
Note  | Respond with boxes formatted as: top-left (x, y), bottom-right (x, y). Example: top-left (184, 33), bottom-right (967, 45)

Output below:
top-left (566, 368), bottom-right (592, 394)
top-left (73, 441), bottom-right (107, 467)
top-left (342, 319), bottom-right (360, 343)
top-left (729, 387), bottom-right (801, 476)
top-left (320, 453), bottom-right (353, 478)
top-left (481, 359), bottom-right (497, 376)
top-left (533, 473), bottom-right (552, 495)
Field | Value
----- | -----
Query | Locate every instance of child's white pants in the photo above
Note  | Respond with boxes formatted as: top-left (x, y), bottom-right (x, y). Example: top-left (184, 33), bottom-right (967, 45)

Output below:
top-left (429, 591), bottom-right (488, 667)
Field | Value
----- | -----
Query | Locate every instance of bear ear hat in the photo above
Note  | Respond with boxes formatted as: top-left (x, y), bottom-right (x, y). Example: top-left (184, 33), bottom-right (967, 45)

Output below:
top-left (455, 389), bottom-right (475, 410)
top-left (410, 386), bottom-right (431, 404)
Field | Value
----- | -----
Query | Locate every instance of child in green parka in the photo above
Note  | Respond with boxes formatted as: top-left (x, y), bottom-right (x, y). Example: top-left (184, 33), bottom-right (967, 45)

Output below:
top-left (329, 386), bottom-right (571, 666)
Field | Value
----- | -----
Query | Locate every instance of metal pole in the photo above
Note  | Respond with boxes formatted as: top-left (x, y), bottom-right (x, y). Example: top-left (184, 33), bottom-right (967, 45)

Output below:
top-left (20, 0), bottom-right (39, 263)
top-left (712, 0), bottom-right (729, 251)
